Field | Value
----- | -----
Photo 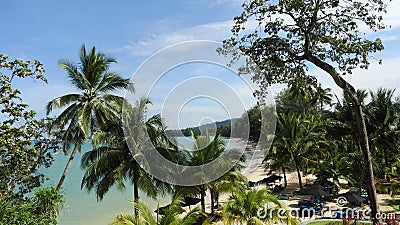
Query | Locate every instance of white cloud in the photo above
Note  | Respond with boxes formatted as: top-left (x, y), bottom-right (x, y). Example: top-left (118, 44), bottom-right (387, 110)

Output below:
top-left (116, 20), bottom-right (235, 56)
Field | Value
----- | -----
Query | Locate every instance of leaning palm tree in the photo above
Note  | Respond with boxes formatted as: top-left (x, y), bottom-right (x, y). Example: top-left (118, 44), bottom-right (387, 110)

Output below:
top-left (222, 189), bottom-right (298, 225)
top-left (111, 197), bottom-right (203, 225)
top-left (46, 45), bottom-right (133, 190)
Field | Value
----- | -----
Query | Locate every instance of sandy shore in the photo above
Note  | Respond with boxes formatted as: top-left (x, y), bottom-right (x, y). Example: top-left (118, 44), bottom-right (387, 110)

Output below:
top-left (183, 146), bottom-right (398, 223)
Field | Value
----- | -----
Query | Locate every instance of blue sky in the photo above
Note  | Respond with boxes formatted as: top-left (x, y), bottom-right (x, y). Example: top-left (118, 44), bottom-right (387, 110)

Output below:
top-left (2, 0), bottom-right (400, 129)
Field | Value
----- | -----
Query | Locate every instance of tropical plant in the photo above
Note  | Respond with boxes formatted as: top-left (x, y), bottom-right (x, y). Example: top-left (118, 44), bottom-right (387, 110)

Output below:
top-left (0, 186), bottom-right (64, 225)
top-left (175, 131), bottom-right (246, 214)
top-left (366, 88), bottom-right (400, 174)
top-left (32, 186), bottom-right (65, 221)
top-left (222, 189), bottom-right (298, 225)
top-left (272, 113), bottom-right (327, 189)
top-left (81, 98), bottom-right (173, 217)
top-left (383, 160), bottom-right (400, 198)
top-left (46, 45), bottom-right (133, 190)
top-left (219, 0), bottom-right (389, 221)
top-left (110, 197), bottom-right (203, 225)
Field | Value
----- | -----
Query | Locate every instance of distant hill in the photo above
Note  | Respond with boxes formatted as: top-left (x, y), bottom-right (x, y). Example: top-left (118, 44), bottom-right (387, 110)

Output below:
top-left (166, 118), bottom-right (237, 137)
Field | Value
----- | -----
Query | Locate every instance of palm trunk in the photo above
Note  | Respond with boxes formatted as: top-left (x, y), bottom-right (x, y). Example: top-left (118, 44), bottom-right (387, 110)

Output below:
top-left (133, 164), bottom-right (140, 217)
top-left (200, 186), bottom-right (206, 213)
top-left (57, 143), bottom-right (80, 190)
top-left (282, 167), bottom-right (287, 188)
top-left (308, 55), bottom-right (380, 224)
top-left (210, 189), bottom-right (215, 215)
top-left (294, 157), bottom-right (303, 189)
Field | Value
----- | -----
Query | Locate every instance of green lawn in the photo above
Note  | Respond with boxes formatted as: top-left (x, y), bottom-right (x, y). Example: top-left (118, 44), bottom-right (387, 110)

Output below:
top-left (306, 220), bottom-right (372, 225)
top-left (389, 199), bottom-right (400, 211)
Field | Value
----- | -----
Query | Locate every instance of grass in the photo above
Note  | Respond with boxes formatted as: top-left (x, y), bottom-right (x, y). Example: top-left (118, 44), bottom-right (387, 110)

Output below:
top-left (306, 220), bottom-right (372, 225)
top-left (389, 199), bottom-right (400, 211)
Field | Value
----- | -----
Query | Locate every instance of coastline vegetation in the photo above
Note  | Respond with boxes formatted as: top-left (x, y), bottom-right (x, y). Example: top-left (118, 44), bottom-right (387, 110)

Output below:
top-left (2, 1), bottom-right (400, 225)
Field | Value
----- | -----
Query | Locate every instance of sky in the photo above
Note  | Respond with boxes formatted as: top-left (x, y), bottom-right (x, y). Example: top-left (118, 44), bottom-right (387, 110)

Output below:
top-left (1, 0), bottom-right (400, 129)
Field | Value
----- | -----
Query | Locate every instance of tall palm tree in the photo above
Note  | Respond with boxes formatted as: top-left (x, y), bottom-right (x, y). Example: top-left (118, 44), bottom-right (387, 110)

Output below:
top-left (111, 197), bottom-right (203, 225)
top-left (222, 189), bottom-right (298, 225)
top-left (81, 98), bottom-right (173, 216)
top-left (46, 45), bottom-right (133, 190)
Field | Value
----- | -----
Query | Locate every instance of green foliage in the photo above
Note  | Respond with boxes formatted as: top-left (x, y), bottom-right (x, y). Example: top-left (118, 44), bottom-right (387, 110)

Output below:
top-left (81, 98), bottom-right (173, 202)
top-left (0, 187), bottom-right (63, 225)
top-left (111, 197), bottom-right (203, 225)
top-left (222, 189), bottom-right (298, 225)
top-left (32, 186), bottom-right (65, 220)
top-left (219, 0), bottom-right (387, 95)
top-left (47, 45), bottom-right (133, 190)
top-left (175, 131), bottom-right (247, 213)
top-left (0, 54), bottom-right (60, 197)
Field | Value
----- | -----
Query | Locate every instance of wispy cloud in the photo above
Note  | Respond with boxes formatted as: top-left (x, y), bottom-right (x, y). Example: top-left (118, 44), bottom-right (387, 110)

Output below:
top-left (113, 20), bottom-right (235, 56)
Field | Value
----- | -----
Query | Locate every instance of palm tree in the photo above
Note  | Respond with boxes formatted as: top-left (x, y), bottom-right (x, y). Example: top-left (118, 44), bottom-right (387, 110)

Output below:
top-left (46, 45), bottom-right (133, 190)
top-left (273, 113), bottom-right (326, 189)
top-left (313, 85), bottom-right (332, 111)
top-left (222, 189), bottom-right (298, 225)
top-left (366, 88), bottom-right (400, 173)
top-left (81, 98), bottom-right (173, 216)
top-left (383, 160), bottom-right (400, 198)
top-left (111, 197), bottom-right (203, 225)
top-left (175, 131), bottom-right (246, 213)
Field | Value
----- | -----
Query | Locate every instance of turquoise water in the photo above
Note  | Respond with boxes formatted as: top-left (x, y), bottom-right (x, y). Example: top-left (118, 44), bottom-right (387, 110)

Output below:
top-left (46, 143), bottom-right (170, 225)
top-left (47, 138), bottom-right (246, 225)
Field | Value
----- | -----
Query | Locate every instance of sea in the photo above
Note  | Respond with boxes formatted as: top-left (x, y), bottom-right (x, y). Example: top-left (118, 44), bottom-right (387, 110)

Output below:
top-left (45, 137), bottom-right (249, 225)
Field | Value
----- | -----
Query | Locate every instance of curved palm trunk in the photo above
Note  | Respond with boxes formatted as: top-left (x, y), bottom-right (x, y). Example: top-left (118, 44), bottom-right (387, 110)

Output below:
top-left (308, 55), bottom-right (380, 224)
top-left (57, 143), bottom-right (80, 190)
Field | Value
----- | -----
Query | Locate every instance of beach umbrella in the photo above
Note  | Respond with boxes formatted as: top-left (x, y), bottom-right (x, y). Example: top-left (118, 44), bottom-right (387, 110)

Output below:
top-left (302, 187), bottom-right (329, 196)
top-left (343, 192), bottom-right (366, 204)
top-left (257, 174), bottom-right (283, 184)
top-left (154, 204), bottom-right (170, 215)
top-left (154, 197), bottom-right (201, 214)
top-left (181, 196), bottom-right (201, 207)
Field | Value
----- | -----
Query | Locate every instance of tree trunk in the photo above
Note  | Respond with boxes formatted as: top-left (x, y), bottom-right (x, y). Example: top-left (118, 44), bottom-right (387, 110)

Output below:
top-left (308, 55), bottom-right (380, 224)
top-left (133, 163), bottom-right (140, 217)
top-left (57, 143), bottom-right (80, 190)
top-left (282, 167), bottom-right (287, 188)
top-left (294, 158), bottom-right (303, 189)
top-left (200, 187), bottom-right (206, 213)
top-left (210, 189), bottom-right (215, 215)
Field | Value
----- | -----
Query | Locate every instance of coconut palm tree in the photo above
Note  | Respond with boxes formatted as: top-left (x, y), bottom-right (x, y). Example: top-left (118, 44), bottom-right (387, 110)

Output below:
top-left (81, 98), bottom-right (174, 216)
top-left (313, 85), bottom-right (332, 111)
top-left (175, 131), bottom-right (246, 213)
top-left (273, 113), bottom-right (326, 189)
top-left (222, 189), bottom-right (298, 225)
top-left (46, 45), bottom-right (133, 190)
top-left (366, 88), bottom-right (400, 173)
top-left (111, 197), bottom-right (203, 225)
